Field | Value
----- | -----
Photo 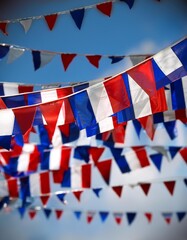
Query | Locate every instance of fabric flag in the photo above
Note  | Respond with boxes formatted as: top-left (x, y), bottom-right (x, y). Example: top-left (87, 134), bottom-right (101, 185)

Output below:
top-left (44, 14), bottom-right (58, 31)
top-left (163, 181), bottom-right (176, 195)
top-left (99, 211), bottom-right (109, 222)
top-left (168, 146), bottom-right (181, 159)
top-left (184, 179), bottom-right (187, 187)
top-left (61, 168), bottom-right (71, 187)
top-left (113, 212), bottom-right (123, 225)
top-left (111, 148), bottom-right (131, 173)
top-left (126, 212), bottom-right (137, 225)
top-left (0, 197), bottom-right (9, 210)
top-left (18, 207), bottom-right (26, 219)
top-left (112, 186), bottom-right (123, 198)
top-left (0, 22), bottom-right (8, 35)
top-left (43, 208), bottom-right (52, 219)
top-left (133, 119), bottom-right (142, 138)
top-left (19, 176), bottom-right (31, 206)
top-left (96, 2), bottom-right (112, 17)
top-left (40, 52), bottom-right (56, 68)
top-left (144, 212), bottom-right (152, 223)
top-left (97, 159), bottom-right (112, 185)
top-left (109, 56), bottom-right (124, 64)
top-left (150, 153), bottom-right (163, 172)
top-left (130, 55), bottom-right (147, 66)
top-left (74, 211), bottom-right (82, 220)
top-left (73, 190), bottom-right (83, 202)
top-left (138, 115), bottom-right (155, 140)
top-left (70, 9), bottom-right (85, 30)
top-left (139, 183), bottom-right (151, 196)
top-left (40, 196), bottom-right (50, 206)
top-left (86, 55), bottom-right (102, 68)
top-left (88, 147), bottom-right (104, 166)
top-left (120, 0), bottom-right (135, 9)
top-left (20, 19), bottom-right (32, 33)
top-left (28, 209), bottom-right (37, 219)
top-left (82, 164), bottom-right (91, 188)
top-left (92, 188), bottom-right (102, 198)
top-left (7, 46), bottom-right (25, 64)
top-left (179, 147), bottom-right (187, 164)
top-left (29, 172), bottom-right (50, 197)
top-left (176, 212), bottom-right (186, 222)
top-left (87, 211), bottom-right (95, 223)
top-left (55, 210), bottom-right (63, 219)
top-left (0, 45), bottom-right (9, 59)
top-left (7, 178), bottom-right (19, 198)
top-left (162, 213), bottom-right (173, 224)
top-left (56, 193), bottom-right (66, 204)
top-left (163, 121), bottom-right (177, 139)
top-left (132, 147), bottom-right (150, 168)
top-left (61, 54), bottom-right (77, 71)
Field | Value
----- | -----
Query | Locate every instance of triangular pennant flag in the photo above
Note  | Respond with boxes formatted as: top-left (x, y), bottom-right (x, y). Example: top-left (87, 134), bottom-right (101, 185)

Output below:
top-left (140, 183), bottom-right (151, 196)
top-left (88, 147), bottom-right (104, 165)
top-left (61, 54), bottom-right (77, 71)
top-left (13, 106), bottom-right (36, 135)
top-left (96, 2), bottom-right (113, 17)
top-left (7, 46), bottom-right (25, 64)
top-left (40, 52), bottom-right (56, 68)
top-left (126, 212), bottom-right (137, 225)
top-left (87, 211), bottom-right (95, 223)
top-left (40, 196), bottom-right (50, 206)
top-left (179, 147), bottom-right (187, 164)
top-left (133, 119), bottom-right (142, 138)
top-left (20, 19), bottom-right (32, 33)
top-left (120, 0), bottom-right (135, 9)
top-left (130, 55), bottom-right (147, 66)
top-left (55, 210), bottom-right (63, 219)
top-left (44, 14), bottom-right (58, 31)
top-left (43, 208), bottom-right (52, 219)
top-left (184, 179), bottom-right (187, 187)
top-left (70, 8), bottom-right (85, 30)
top-left (169, 147), bottom-right (181, 159)
top-left (56, 193), bottom-right (66, 203)
top-left (86, 55), bottom-right (102, 68)
top-left (144, 212), bottom-right (152, 223)
top-left (0, 45), bottom-right (9, 59)
top-left (18, 207), bottom-right (26, 219)
top-left (97, 159), bottom-right (112, 185)
top-left (151, 146), bottom-right (169, 160)
top-left (73, 190), bottom-right (83, 202)
top-left (113, 212), bottom-right (123, 225)
top-left (112, 186), bottom-right (123, 198)
top-left (109, 56), bottom-right (124, 64)
top-left (164, 181), bottom-right (176, 195)
top-left (163, 121), bottom-right (177, 140)
top-left (99, 211), bottom-right (109, 222)
top-left (74, 211), bottom-right (82, 220)
top-left (162, 213), bottom-right (173, 224)
top-left (28, 209), bottom-right (37, 219)
top-left (0, 22), bottom-right (8, 35)
top-left (150, 153), bottom-right (163, 172)
top-left (92, 188), bottom-right (102, 198)
top-left (40, 100), bottom-right (62, 140)
top-left (138, 115), bottom-right (155, 140)
top-left (32, 50), bottom-right (41, 70)
top-left (176, 212), bottom-right (186, 222)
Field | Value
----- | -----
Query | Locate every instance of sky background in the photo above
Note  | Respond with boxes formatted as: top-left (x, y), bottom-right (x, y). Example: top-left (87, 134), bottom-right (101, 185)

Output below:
top-left (0, 0), bottom-right (187, 239)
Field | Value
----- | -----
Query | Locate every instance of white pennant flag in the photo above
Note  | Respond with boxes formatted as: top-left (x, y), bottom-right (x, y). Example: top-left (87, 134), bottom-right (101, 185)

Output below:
top-left (7, 46), bottom-right (25, 64)
top-left (130, 56), bottom-right (147, 66)
top-left (20, 19), bottom-right (32, 33)
top-left (40, 52), bottom-right (56, 68)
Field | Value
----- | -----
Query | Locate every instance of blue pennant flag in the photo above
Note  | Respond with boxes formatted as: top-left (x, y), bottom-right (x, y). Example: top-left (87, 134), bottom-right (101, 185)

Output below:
top-left (56, 193), bottom-right (66, 203)
top-left (32, 50), bottom-right (41, 70)
top-left (74, 146), bottom-right (90, 163)
top-left (110, 147), bottom-right (130, 173)
top-left (61, 168), bottom-right (71, 187)
top-left (176, 212), bottom-right (186, 222)
top-left (150, 153), bottom-right (163, 172)
top-left (163, 121), bottom-right (177, 140)
top-left (43, 208), bottom-right (52, 219)
top-left (92, 188), bottom-right (102, 198)
top-left (0, 45), bottom-right (9, 59)
top-left (99, 211), bottom-right (109, 222)
top-left (20, 176), bottom-right (31, 206)
top-left (120, 0), bottom-right (135, 9)
top-left (18, 207), bottom-right (26, 219)
top-left (70, 8), bottom-right (85, 30)
top-left (109, 56), bottom-right (124, 64)
top-left (168, 147), bottom-right (181, 159)
top-left (133, 119), bottom-right (142, 138)
top-left (126, 212), bottom-right (137, 225)
top-left (74, 211), bottom-right (82, 220)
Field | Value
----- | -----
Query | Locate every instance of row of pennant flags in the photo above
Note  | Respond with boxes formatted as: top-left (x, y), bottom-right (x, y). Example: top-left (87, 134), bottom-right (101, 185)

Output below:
top-left (0, 0), bottom-right (160, 35)
top-left (0, 43), bottom-right (151, 71)
top-left (0, 37), bottom-right (187, 151)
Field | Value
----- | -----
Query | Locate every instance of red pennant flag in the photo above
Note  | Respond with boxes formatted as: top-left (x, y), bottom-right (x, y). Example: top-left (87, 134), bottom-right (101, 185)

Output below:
top-left (112, 125), bottom-right (126, 144)
top-left (0, 22), bottom-right (8, 35)
top-left (82, 164), bottom-right (91, 188)
top-left (179, 147), bottom-right (187, 164)
top-left (113, 213), bottom-right (123, 225)
top-left (140, 183), bottom-right (151, 196)
top-left (13, 107), bottom-right (36, 135)
top-left (52, 170), bottom-right (64, 183)
top-left (61, 54), bottom-right (76, 71)
top-left (88, 147), bottom-right (105, 166)
top-left (59, 124), bottom-right (70, 137)
top-left (86, 55), bottom-right (102, 68)
top-left (44, 14), bottom-right (58, 30)
top-left (40, 195), bottom-right (50, 206)
top-left (132, 147), bottom-right (150, 168)
top-left (97, 159), bottom-right (112, 185)
top-left (7, 179), bottom-right (19, 198)
top-left (73, 190), bottom-right (83, 202)
top-left (40, 172), bottom-right (50, 195)
top-left (40, 100), bottom-right (62, 140)
top-left (96, 2), bottom-right (113, 17)
top-left (112, 186), bottom-right (123, 198)
top-left (55, 210), bottom-right (63, 219)
top-left (164, 181), bottom-right (176, 195)
top-left (87, 212), bottom-right (95, 223)
top-left (144, 212), bottom-right (152, 223)
top-left (138, 115), bottom-right (155, 140)
top-left (28, 210), bottom-right (37, 219)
